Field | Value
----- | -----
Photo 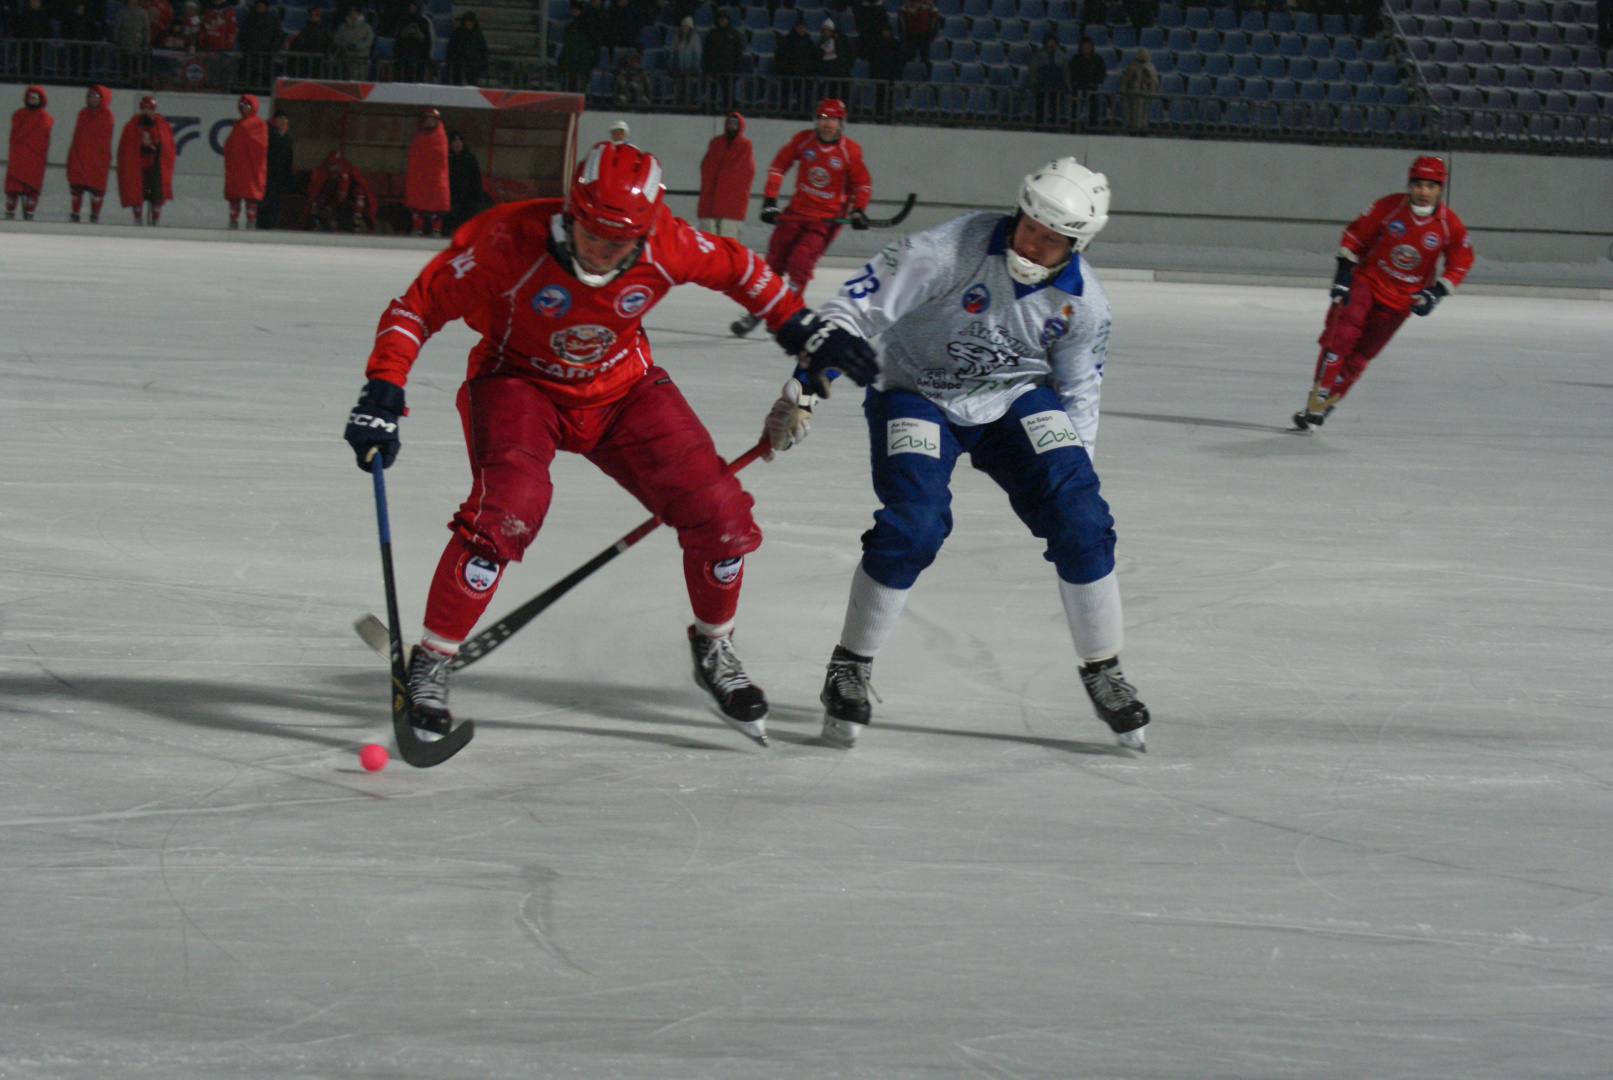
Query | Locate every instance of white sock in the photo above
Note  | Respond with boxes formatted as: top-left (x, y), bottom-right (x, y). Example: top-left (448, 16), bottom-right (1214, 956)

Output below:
top-left (1059, 570), bottom-right (1123, 663)
top-left (693, 618), bottom-right (734, 638)
top-left (421, 630), bottom-right (462, 656)
top-left (839, 562), bottom-right (911, 658)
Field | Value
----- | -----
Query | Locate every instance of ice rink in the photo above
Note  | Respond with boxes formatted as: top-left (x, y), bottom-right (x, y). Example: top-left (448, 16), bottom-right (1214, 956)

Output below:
top-left (1, 231), bottom-right (1609, 1079)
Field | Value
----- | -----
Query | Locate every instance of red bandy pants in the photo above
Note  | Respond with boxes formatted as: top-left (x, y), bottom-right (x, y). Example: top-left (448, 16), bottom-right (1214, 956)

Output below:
top-left (1313, 284), bottom-right (1409, 402)
top-left (765, 216), bottom-right (843, 291)
top-left (422, 368), bottom-right (761, 642)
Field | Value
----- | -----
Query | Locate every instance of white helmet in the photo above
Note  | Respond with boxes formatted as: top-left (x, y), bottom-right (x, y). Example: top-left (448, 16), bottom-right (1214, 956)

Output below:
top-left (1017, 158), bottom-right (1110, 252)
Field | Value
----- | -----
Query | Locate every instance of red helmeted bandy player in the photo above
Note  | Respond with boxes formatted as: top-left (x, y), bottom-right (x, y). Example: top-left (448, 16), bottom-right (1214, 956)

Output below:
top-left (730, 98), bottom-right (873, 337)
top-left (343, 142), bottom-right (877, 746)
top-left (1293, 155), bottom-right (1474, 431)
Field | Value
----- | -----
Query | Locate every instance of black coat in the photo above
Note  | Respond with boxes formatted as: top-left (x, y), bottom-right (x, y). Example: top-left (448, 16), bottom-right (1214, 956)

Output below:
top-left (265, 126), bottom-right (295, 193)
top-left (702, 22), bottom-right (745, 76)
top-left (774, 28), bottom-right (818, 77)
top-left (1068, 51), bottom-right (1107, 93)
top-left (237, 9), bottom-right (284, 54)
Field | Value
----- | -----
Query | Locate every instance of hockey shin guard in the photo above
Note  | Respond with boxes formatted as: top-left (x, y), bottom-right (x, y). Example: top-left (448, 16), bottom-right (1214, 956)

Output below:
top-left (71, 191), bottom-right (83, 217)
top-left (839, 562), bottom-right (911, 659)
top-left (686, 550), bottom-right (744, 638)
top-left (246, 200), bottom-right (258, 226)
top-left (422, 535), bottom-right (506, 643)
top-left (1059, 570), bottom-right (1124, 663)
top-left (90, 193), bottom-right (103, 219)
top-left (229, 198), bottom-right (241, 225)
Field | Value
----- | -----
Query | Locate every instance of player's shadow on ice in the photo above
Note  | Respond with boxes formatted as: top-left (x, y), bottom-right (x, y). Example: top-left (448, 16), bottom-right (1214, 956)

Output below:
top-left (1106, 409), bottom-right (1296, 435)
top-left (763, 702), bottom-right (1124, 755)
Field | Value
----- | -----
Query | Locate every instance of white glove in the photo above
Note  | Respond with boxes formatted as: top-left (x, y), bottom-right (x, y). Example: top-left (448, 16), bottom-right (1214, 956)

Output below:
top-left (763, 377), bottom-right (818, 460)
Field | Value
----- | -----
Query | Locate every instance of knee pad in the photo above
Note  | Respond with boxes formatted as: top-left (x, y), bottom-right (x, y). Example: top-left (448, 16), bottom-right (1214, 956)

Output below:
top-left (666, 480), bottom-right (760, 563)
top-left (861, 501), bottom-right (949, 590)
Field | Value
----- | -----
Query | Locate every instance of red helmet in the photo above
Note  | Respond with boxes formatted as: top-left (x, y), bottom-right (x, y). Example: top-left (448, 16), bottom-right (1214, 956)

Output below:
top-left (568, 141), bottom-right (664, 242)
top-left (815, 98), bottom-right (847, 120)
top-left (1409, 155), bottom-right (1447, 185)
top-left (139, 95), bottom-right (157, 111)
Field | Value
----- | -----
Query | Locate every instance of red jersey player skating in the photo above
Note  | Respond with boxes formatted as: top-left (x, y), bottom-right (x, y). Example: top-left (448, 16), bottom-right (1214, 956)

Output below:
top-left (730, 98), bottom-right (873, 337)
top-left (343, 142), bottom-right (877, 747)
top-left (1293, 155), bottom-right (1474, 432)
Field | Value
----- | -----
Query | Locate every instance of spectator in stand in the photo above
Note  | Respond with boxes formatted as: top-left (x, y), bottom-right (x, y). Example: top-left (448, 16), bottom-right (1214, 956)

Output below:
top-left (144, 0), bottom-right (174, 40)
top-left (446, 11), bottom-right (489, 84)
top-left (607, 0), bottom-right (640, 49)
top-left (816, 17), bottom-right (851, 77)
top-left (697, 111), bottom-right (753, 239)
top-left (1119, 46), bottom-right (1158, 131)
top-left (259, 108), bottom-right (294, 229)
top-left (1600, 0), bottom-right (1613, 57)
top-left (394, 3), bottom-right (433, 81)
top-left (237, 0), bottom-right (283, 88)
top-left (1350, 0), bottom-right (1382, 37)
top-left (614, 50), bottom-right (651, 104)
top-left (670, 15), bottom-right (703, 77)
top-left (333, 6), bottom-right (375, 79)
top-left (198, 0), bottom-right (237, 51)
top-left (447, 130), bottom-right (492, 230)
top-left (864, 21), bottom-right (904, 81)
top-left (223, 93), bottom-right (268, 229)
top-left (775, 17), bottom-right (818, 78)
top-left (157, 1), bottom-right (200, 50)
top-left (1124, 0), bottom-right (1159, 34)
top-left (1068, 36), bottom-right (1106, 128)
top-left (117, 95), bottom-right (175, 225)
top-left (377, 0), bottom-right (412, 36)
top-left (406, 107), bottom-right (450, 236)
top-left (1027, 34), bottom-right (1067, 125)
top-left (61, 1), bottom-right (107, 77)
top-left (290, 4), bottom-right (334, 60)
top-left (12, 0), bottom-right (54, 80)
top-left (703, 8), bottom-right (745, 107)
top-left (5, 86), bottom-right (52, 222)
top-left (898, 0), bottom-right (939, 67)
top-left (558, 2), bottom-right (601, 90)
top-left (853, 0), bottom-right (890, 42)
top-left (67, 85), bottom-right (115, 223)
top-left (113, 0), bottom-right (152, 80)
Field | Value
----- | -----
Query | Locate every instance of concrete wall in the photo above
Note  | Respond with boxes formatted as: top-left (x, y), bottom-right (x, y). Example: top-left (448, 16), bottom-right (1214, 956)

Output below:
top-left (7, 84), bottom-right (1610, 262)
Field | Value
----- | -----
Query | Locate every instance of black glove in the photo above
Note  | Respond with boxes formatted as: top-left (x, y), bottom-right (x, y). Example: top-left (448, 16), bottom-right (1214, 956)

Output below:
top-left (775, 309), bottom-right (878, 397)
top-left (1409, 281), bottom-right (1447, 317)
top-left (344, 378), bottom-right (405, 472)
top-left (848, 207), bottom-right (870, 230)
top-left (1330, 256), bottom-right (1353, 304)
top-left (759, 197), bottom-right (780, 225)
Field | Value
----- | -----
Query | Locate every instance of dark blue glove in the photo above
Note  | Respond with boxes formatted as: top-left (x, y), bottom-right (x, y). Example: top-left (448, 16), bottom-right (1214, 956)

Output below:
top-left (1409, 281), bottom-right (1447, 317)
top-left (759, 197), bottom-right (780, 225)
top-left (848, 208), bottom-right (871, 230)
top-left (344, 378), bottom-right (404, 472)
top-left (1330, 257), bottom-right (1353, 304)
top-left (775, 309), bottom-right (879, 397)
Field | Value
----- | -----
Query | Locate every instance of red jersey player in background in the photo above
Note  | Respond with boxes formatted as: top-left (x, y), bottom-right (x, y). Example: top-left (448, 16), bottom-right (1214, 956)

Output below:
top-left (1293, 156), bottom-right (1474, 431)
top-left (343, 142), bottom-right (877, 747)
top-left (67, 86), bottom-right (115, 224)
top-left (730, 98), bottom-right (873, 337)
top-left (5, 86), bottom-right (52, 221)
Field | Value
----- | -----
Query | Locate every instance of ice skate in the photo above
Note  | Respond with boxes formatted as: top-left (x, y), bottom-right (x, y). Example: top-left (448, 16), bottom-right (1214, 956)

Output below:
top-left (70, 213), bottom-right (81, 223)
top-left (730, 312), bottom-right (760, 337)
top-left (1079, 656), bottom-right (1149, 751)
top-left (820, 645), bottom-right (875, 748)
top-left (688, 626), bottom-right (769, 746)
top-left (405, 642), bottom-right (457, 741)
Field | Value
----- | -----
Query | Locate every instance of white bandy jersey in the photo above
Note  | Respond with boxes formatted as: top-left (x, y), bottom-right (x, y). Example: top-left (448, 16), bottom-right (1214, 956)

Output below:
top-left (817, 211), bottom-right (1111, 449)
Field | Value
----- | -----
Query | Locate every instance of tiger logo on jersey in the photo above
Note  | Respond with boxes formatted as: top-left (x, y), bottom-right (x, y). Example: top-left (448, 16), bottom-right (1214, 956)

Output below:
top-left (549, 325), bottom-right (617, 364)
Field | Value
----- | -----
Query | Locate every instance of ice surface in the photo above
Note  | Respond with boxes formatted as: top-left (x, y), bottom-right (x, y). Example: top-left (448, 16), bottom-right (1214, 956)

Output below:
top-left (1, 232), bottom-right (1609, 1079)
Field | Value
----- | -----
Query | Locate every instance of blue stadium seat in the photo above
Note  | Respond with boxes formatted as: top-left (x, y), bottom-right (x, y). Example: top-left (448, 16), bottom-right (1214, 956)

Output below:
top-left (1250, 31), bottom-right (1276, 56)
top-left (937, 0), bottom-right (962, 13)
top-left (1233, 54), bottom-right (1259, 77)
top-left (929, 38), bottom-right (950, 61)
top-left (1140, 26), bottom-right (1164, 49)
top-left (1185, 7), bottom-right (1210, 28)
top-left (1205, 52), bottom-right (1232, 76)
top-left (1186, 74), bottom-right (1212, 96)
top-left (952, 40), bottom-right (978, 62)
top-left (1321, 13), bottom-right (1348, 34)
top-left (1384, 85), bottom-right (1410, 104)
top-left (1300, 79), bottom-right (1327, 101)
top-left (744, 7), bottom-right (769, 31)
top-left (1294, 12), bottom-right (1320, 33)
top-left (971, 20), bottom-right (1000, 42)
top-left (1159, 72), bottom-right (1186, 96)
top-left (1327, 81), bottom-right (1354, 101)
top-left (1007, 41), bottom-right (1033, 65)
top-left (979, 41), bottom-right (1005, 64)
top-left (1259, 55), bottom-right (1286, 78)
top-left (1287, 57), bottom-right (1314, 80)
top-left (902, 60), bottom-right (927, 80)
top-left (1099, 46), bottom-right (1121, 69)
top-left (1372, 61), bottom-right (1399, 85)
top-left (1316, 58), bottom-right (1342, 80)
top-left (772, 8), bottom-right (797, 31)
top-left (1214, 75), bottom-right (1242, 96)
top-left (931, 62), bottom-right (957, 82)
top-left (1211, 7), bottom-right (1237, 30)
top-left (1058, 22), bottom-right (1084, 45)
top-left (1047, 0), bottom-right (1073, 18)
top-left (1240, 10), bottom-right (1265, 32)
top-left (1158, 4), bottom-right (1184, 28)
top-left (988, 63), bottom-right (1015, 85)
top-left (1304, 34), bottom-right (1331, 59)
top-left (1355, 83), bottom-right (1381, 102)
top-left (1167, 27), bottom-right (1194, 51)
top-left (1271, 78), bottom-right (1298, 100)
top-left (1019, 0), bottom-right (1045, 17)
top-left (963, 0), bottom-right (990, 17)
top-left (750, 30), bottom-right (774, 55)
top-left (1276, 33), bottom-right (1302, 57)
top-left (1176, 51), bottom-right (1204, 74)
top-left (959, 61), bottom-right (986, 83)
top-left (1333, 37), bottom-right (1357, 61)
top-left (999, 19), bottom-right (1027, 43)
top-left (943, 15), bottom-right (969, 39)
top-left (1223, 30), bottom-right (1248, 55)
top-left (1112, 26), bottom-right (1136, 48)
top-left (1195, 29), bottom-right (1220, 52)
top-left (1154, 51), bottom-right (1176, 74)
top-left (990, 0), bottom-right (1017, 18)
top-left (1343, 59), bottom-right (1369, 81)
top-left (1267, 11), bottom-right (1292, 33)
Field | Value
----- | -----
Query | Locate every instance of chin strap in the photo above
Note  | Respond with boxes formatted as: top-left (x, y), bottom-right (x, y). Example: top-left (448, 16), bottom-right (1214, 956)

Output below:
top-left (550, 214), bottom-right (640, 286)
top-left (1006, 247), bottom-right (1066, 286)
top-left (1410, 201), bottom-right (1436, 218)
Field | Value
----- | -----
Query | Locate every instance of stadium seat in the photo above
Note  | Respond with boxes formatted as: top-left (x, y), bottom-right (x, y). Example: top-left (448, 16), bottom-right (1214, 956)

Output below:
top-left (1315, 58), bottom-right (1342, 81)
top-left (1176, 51), bottom-right (1204, 74)
top-left (1154, 51), bottom-right (1177, 74)
top-left (1299, 79), bottom-right (1327, 101)
top-left (1287, 57), bottom-right (1314, 80)
top-left (1333, 37), bottom-right (1358, 62)
top-left (971, 20), bottom-right (1000, 42)
top-left (1250, 31), bottom-right (1276, 56)
top-left (1058, 22), bottom-right (1083, 45)
top-left (1355, 83), bottom-right (1381, 102)
top-left (744, 8), bottom-right (769, 31)
top-left (1271, 78), bottom-right (1298, 100)
top-left (1240, 10), bottom-right (1265, 32)
top-left (930, 38), bottom-right (950, 61)
top-left (1205, 53), bottom-right (1232, 76)
top-left (1212, 8), bottom-right (1237, 31)
top-left (952, 40), bottom-right (978, 63)
top-left (1086, 25), bottom-right (1111, 48)
top-left (902, 60), bottom-right (927, 80)
top-left (772, 8), bottom-right (797, 31)
top-left (1327, 81), bottom-right (1354, 101)
top-left (1234, 54), bottom-right (1260, 77)
top-left (959, 62), bottom-right (986, 83)
top-left (1474, 63), bottom-right (1501, 85)
top-left (1321, 12), bottom-right (1348, 34)
top-left (1195, 29), bottom-right (1221, 53)
top-left (931, 62), bottom-right (957, 82)
top-left (979, 41), bottom-right (1005, 64)
top-left (988, 63), bottom-right (1015, 85)
top-left (962, 0), bottom-right (989, 17)
top-left (999, 19), bottom-right (1026, 43)
top-left (1304, 34), bottom-right (1331, 60)
top-left (1223, 30), bottom-right (1249, 55)
top-left (1007, 41), bottom-right (1032, 65)
top-left (1260, 55), bottom-right (1286, 78)
top-left (1168, 27), bottom-right (1195, 51)
top-left (1019, 0), bottom-right (1045, 18)
top-left (1140, 27), bottom-right (1165, 50)
top-left (1372, 61), bottom-right (1400, 85)
top-left (1489, 42), bottom-right (1517, 65)
top-left (1267, 11), bottom-right (1293, 33)
top-left (943, 16), bottom-right (969, 40)
top-left (1294, 12), bottom-right (1320, 33)
top-left (990, 0), bottom-right (1017, 18)
top-left (1560, 69), bottom-right (1587, 92)
top-left (750, 30), bottom-right (774, 55)
top-left (1158, 3), bottom-right (1184, 27)
top-left (1343, 59), bottom-right (1369, 81)
top-left (1185, 7), bottom-right (1210, 29)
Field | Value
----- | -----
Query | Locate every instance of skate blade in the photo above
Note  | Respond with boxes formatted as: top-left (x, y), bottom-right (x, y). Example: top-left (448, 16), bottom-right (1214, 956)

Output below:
top-left (1115, 729), bottom-right (1147, 752)
top-left (821, 716), bottom-right (860, 749)
top-left (716, 711), bottom-right (769, 747)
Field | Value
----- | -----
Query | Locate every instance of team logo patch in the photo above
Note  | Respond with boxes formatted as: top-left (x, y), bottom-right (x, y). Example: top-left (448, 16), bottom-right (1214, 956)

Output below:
top-left (463, 556), bottom-right (501, 592)
top-left (614, 284), bottom-right (653, 317)
top-left (807, 166), bottom-right (831, 188)
top-left (711, 556), bottom-right (743, 585)
top-left (1039, 315), bottom-right (1070, 347)
top-left (962, 283), bottom-right (991, 314)
top-left (886, 417), bottom-right (941, 458)
top-left (1386, 219), bottom-right (1407, 237)
top-left (1020, 410), bottom-right (1082, 454)
top-left (1389, 244), bottom-right (1421, 271)
top-left (803, 148), bottom-right (816, 161)
top-left (532, 284), bottom-right (571, 317)
top-left (829, 156), bottom-right (841, 169)
top-left (1422, 231), bottom-right (1441, 249)
top-left (549, 324), bottom-right (617, 364)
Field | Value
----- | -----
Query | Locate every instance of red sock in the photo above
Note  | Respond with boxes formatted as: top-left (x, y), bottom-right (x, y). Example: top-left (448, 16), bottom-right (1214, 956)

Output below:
top-left (422, 534), bottom-right (506, 642)
top-left (229, 199), bottom-right (240, 224)
top-left (71, 191), bottom-right (83, 216)
top-left (90, 193), bottom-right (103, 218)
top-left (5, 194), bottom-right (15, 214)
top-left (684, 550), bottom-right (744, 634)
top-left (245, 200), bottom-right (257, 225)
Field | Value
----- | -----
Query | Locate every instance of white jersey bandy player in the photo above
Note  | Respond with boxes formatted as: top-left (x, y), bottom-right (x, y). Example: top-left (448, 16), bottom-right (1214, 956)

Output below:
top-left (762, 158), bottom-right (1151, 751)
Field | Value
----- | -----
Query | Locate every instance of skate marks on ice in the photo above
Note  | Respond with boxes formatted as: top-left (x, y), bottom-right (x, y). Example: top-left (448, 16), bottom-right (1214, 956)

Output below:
top-left (1104, 408), bottom-right (1296, 435)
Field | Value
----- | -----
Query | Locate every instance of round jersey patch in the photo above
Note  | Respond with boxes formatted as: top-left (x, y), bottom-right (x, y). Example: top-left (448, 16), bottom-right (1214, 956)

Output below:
top-left (1039, 315), bottom-right (1069, 347)
top-left (613, 284), bottom-right (653, 318)
top-left (549, 324), bottom-right (617, 364)
top-left (1386, 219), bottom-right (1407, 237)
top-left (807, 166), bottom-right (831, 188)
top-left (711, 556), bottom-right (743, 585)
top-left (463, 556), bottom-right (500, 592)
top-left (532, 284), bottom-right (571, 317)
top-left (1389, 243), bottom-right (1421, 271)
top-left (1422, 231), bottom-right (1441, 249)
top-left (962, 283), bottom-right (991, 314)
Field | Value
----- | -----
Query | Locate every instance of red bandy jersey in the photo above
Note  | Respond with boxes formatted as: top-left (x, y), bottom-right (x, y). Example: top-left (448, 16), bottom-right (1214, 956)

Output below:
top-left (366, 199), bottom-right (804, 409)
top-left (762, 130), bottom-right (872, 222)
top-left (1341, 194), bottom-right (1474, 313)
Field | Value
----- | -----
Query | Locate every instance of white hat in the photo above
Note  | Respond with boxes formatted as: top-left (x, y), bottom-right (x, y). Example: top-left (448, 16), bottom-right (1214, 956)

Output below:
top-left (609, 119), bottom-right (629, 133)
top-left (822, 17), bottom-right (835, 28)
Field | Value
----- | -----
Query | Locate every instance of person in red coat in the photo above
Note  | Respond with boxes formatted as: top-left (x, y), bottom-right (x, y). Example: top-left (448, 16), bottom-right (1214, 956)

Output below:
top-left (697, 111), bottom-right (753, 240)
top-left (1293, 156), bottom-right (1475, 431)
top-left (731, 99), bottom-right (873, 336)
top-left (197, 0), bottom-right (237, 51)
top-left (306, 149), bottom-right (376, 233)
top-left (5, 86), bottom-right (52, 222)
top-left (67, 86), bottom-right (115, 223)
top-left (405, 107), bottom-right (451, 237)
top-left (117, 96), bottom-right (176, 225)
top-left (340, 141), bottom-right (878, 746)
top-left (222, 93), bottom-right (268, 229)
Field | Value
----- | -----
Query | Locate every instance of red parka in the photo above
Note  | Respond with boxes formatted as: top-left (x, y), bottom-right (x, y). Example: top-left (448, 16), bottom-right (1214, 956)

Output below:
top-left (66, 85), bottom-right (115, 193)
top-left (117, 110), bottom-right (177, 208)
top-left (696, 112), bottom-right (754, 222)
top-left (404, 120), bottom-right (450, 213)
top-left (4, 86), bottom-right (53, 196)
top-left (222, 93), bottom-right (268, 201)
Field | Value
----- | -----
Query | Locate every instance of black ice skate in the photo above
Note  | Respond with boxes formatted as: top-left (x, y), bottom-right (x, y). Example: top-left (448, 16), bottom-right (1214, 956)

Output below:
top-left (820, 645), bottom-right (876, 748)
top-left (730, 312), bottom-right (760, 337)
top-left (1079, 656), bottom-right (1150, 751)
top-left (1291, 405), bottom-right (1334, 432)
top-left (70, 213), bottom-right (81, 223)
top-left (688, 626), bottom-right (769, 746)
top-left (405, 643), bottom-right (457, 740)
